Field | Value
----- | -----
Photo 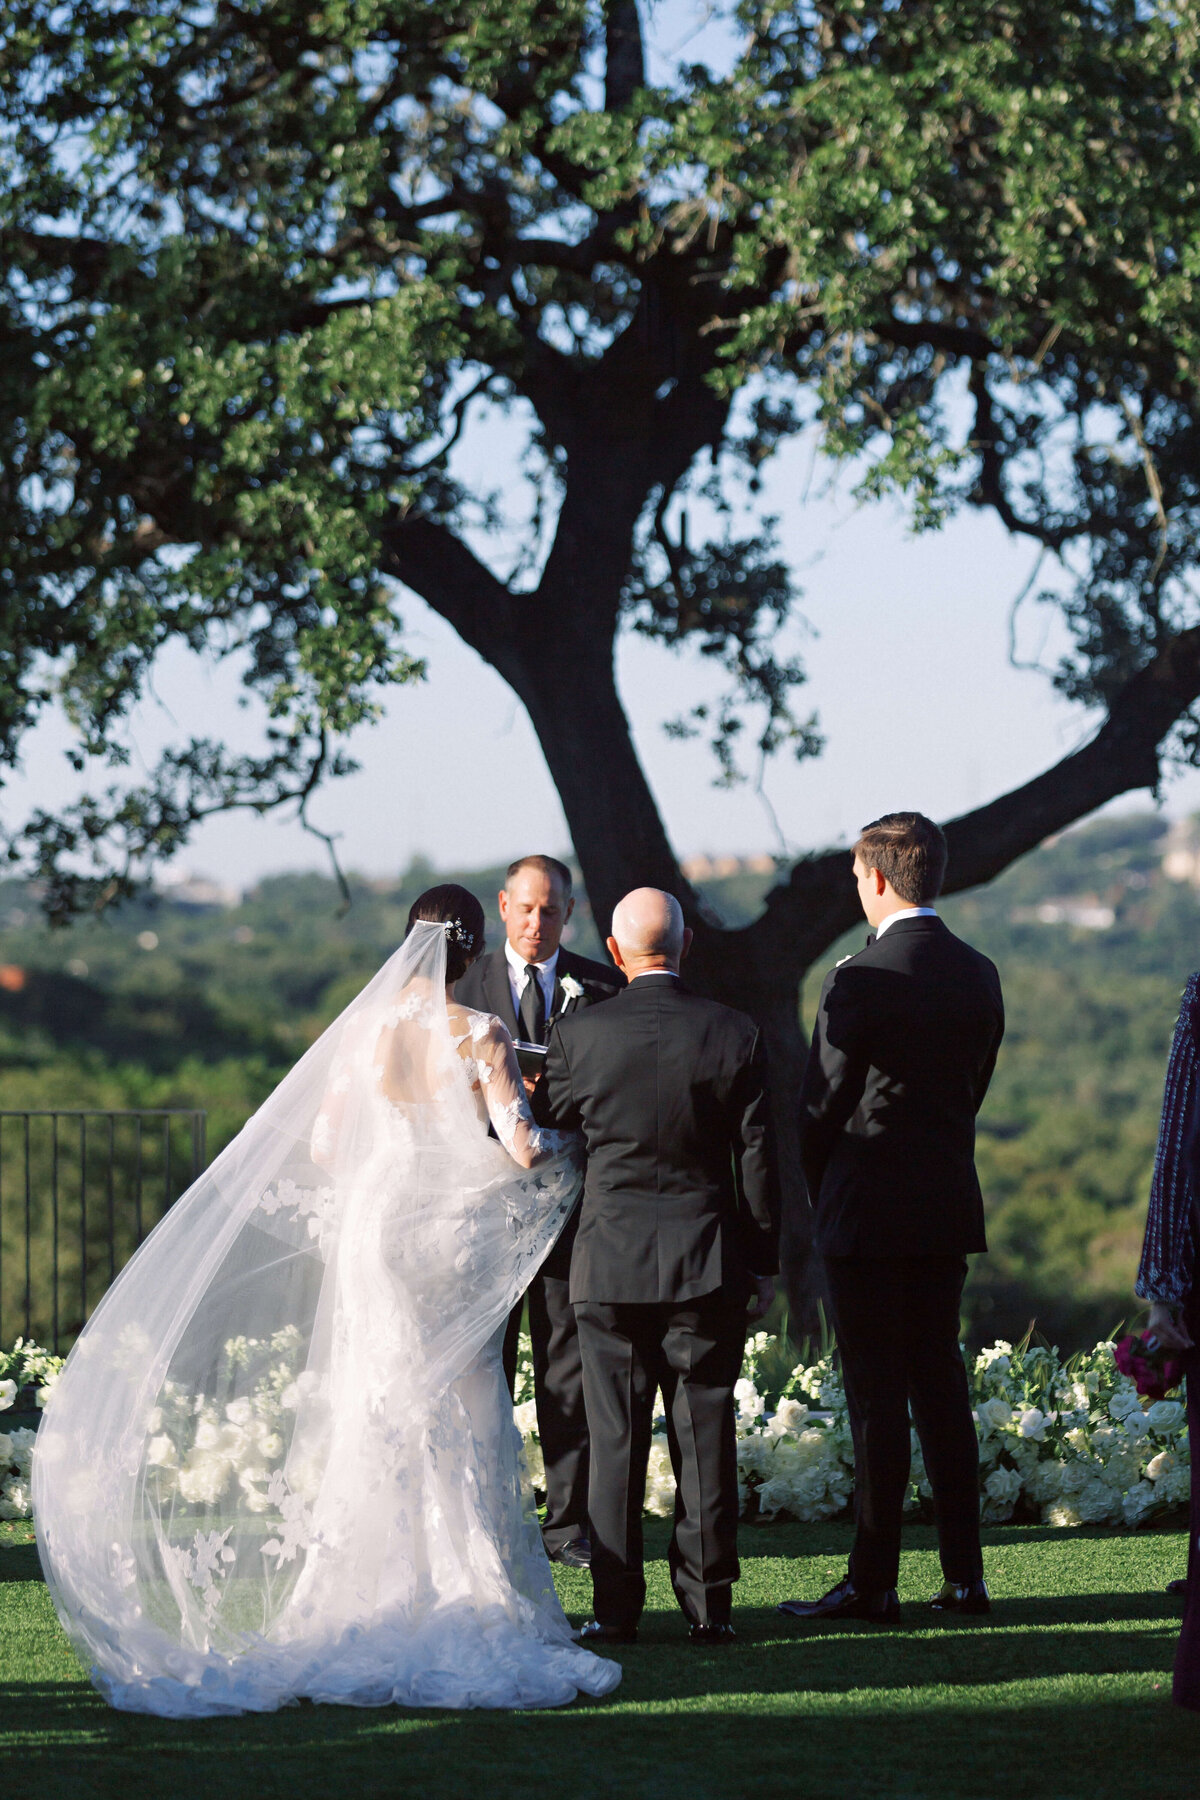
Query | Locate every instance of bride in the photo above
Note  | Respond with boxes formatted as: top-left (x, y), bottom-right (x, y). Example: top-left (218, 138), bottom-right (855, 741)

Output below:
top-left (32, 885), bottom-right (622, 1716)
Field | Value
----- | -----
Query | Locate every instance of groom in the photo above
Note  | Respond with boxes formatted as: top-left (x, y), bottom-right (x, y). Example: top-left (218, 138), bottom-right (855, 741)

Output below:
top-left (779, 812), bottom-right (1004, 1626)
top-left (534, 888), bottom-right (779, 1644)
top-left (454, 853), bottom-right (623, 1568)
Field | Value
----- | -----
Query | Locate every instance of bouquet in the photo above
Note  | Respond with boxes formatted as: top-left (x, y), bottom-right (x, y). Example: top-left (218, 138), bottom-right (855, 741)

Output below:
top-left (1113, 1329), bottom-right (1186, 1400)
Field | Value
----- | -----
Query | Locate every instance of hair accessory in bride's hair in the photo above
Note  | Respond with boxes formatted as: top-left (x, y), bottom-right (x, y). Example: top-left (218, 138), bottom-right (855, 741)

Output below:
top-left (442, 916), bottom-right (477, 952)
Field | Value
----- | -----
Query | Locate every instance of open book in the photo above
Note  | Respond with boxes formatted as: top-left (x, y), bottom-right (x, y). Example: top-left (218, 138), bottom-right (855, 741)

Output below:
top-left (513, 1040), bottom-right (549, 1080)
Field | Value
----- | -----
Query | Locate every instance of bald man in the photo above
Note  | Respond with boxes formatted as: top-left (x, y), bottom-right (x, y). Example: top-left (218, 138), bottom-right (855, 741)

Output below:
top-left (533, 889), bottom-right (779, 1644)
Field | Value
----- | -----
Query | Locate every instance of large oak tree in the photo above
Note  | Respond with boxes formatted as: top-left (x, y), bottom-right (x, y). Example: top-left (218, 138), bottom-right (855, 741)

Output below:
top-left (4, 0), bottom-right (1200, 1296)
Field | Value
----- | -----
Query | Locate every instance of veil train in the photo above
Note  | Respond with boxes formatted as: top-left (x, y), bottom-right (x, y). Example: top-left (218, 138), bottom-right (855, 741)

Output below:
top-left (33, 921), bottom-right (620, 1714)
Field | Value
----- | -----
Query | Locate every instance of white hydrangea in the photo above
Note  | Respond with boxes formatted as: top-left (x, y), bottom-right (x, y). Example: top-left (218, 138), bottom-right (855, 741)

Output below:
top-left (982, 1464), bottom-right (1023, 1522)
top-left (643, 1436), bottom-right (677, 1518)
top-left (513, 1400), bottom-right (539, 1439)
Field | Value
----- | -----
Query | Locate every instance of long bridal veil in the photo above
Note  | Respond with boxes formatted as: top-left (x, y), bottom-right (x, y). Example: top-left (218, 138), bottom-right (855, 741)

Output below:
top-left (33, 921), bottom-right (613, 1714)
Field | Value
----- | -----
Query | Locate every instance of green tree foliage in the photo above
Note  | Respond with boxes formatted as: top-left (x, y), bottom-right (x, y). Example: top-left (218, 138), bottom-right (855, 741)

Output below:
top-left (1, 0), bottom-right (1199, 917)
top-left (7, 2), bottom-right (1200, 1310)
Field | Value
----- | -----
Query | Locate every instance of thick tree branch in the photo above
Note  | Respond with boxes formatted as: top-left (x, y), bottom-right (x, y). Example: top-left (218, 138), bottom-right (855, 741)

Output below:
top-left (748, 622), bottom-right (1200, 974)
top-left (380, 513), bottom-right (521, 666)
top-left (966, 366), bottom-right (1082, 550)
top-left (605, 0), bottom-right (645, 110)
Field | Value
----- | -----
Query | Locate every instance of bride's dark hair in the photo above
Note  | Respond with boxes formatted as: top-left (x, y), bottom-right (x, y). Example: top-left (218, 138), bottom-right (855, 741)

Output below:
top-left (406, 884), bottom-right (486, 983)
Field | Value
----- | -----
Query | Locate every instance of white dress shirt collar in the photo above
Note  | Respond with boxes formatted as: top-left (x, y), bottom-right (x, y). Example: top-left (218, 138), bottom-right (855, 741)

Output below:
top-left (874, 906), bottom-right (938, 940)
top-left (504, 938), bottom-right (559, 1019)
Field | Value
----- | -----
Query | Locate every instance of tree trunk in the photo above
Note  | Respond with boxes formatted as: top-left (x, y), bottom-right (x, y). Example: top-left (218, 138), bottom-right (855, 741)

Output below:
top-left (493, 597), bottom-right (825, 1331)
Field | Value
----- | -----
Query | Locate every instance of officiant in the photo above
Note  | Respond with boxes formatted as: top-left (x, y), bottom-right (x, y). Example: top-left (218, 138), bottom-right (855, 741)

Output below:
top-left (455, 853), bottom-right (624, 1568)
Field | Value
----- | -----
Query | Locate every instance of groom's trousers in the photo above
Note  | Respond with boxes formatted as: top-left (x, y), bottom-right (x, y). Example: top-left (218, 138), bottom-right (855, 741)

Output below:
top-left (575, 1291), bottom-right (745, 1630)
top-left (502, 1275), bottom-right (590, 1555)
top-left (824, 1253), bottom-right (983, 1593)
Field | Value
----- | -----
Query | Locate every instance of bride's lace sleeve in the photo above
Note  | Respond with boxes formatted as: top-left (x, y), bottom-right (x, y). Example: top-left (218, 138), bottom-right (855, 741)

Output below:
top-left (471, 1015), bottom-right (572, 1170)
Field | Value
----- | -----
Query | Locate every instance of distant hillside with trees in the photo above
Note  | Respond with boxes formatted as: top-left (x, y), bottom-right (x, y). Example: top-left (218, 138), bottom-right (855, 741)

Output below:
top-left (3, 811), bottom-right (1200, 1350)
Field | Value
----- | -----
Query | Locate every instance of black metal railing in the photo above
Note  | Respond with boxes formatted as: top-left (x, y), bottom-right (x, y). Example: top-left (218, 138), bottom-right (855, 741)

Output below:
top-left (0, 1109), bottom-right (207, 1354)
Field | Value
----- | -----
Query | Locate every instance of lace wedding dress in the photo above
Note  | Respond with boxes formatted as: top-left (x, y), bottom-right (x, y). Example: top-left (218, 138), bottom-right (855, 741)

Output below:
top-left (32, 922), bottom-right (621, 1716)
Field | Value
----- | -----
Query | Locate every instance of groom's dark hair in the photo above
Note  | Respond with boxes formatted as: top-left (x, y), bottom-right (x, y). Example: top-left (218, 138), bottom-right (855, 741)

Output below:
top-left (504, 854), bottom-right (573, 894)
top-left (854, 813), bottom-right (947, 904)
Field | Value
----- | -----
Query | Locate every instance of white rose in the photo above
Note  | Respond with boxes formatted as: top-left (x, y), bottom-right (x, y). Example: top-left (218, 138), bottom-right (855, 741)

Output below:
top-left (0, 1379), bottom-right (16, 1412)
top-left (771, 1397), bottom-right (809, 1435)
top-left (224, 1398), bottom-right (253, 1427)
top-left (513, 1400), bottom-right (539, 1438)
top-left (1121, 1409), bottom-right (1150, 1440)
top-left (1146, 1400), bottom-right (1185, 1434)
top-left (1146, 1450), bottom-right (1176, 1482)
top-left (146, 1436), bottom-right (178, 1469)
top-left (977, 1398), bottom-right (1013, 1432)
top-left (1018, 1408), bottom-right (1048, 1441)
top-left (1107, 1384), bottom-right (1141, 1421)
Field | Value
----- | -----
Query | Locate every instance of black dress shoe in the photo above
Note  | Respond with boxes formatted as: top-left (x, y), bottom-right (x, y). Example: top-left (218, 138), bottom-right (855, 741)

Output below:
top-left (777, 1578), bottom-right (901, 1625)
top-left (930, 1579), bottom-right (991, 1616)
top-left (688, 1622), bottom-right (736, 1646)
top-left (1167, 1577), bottom-right (1188, 1597)
top-left (577, 1620), bottom-right (638, 1645)
top-left (547, 1537), bottom-right (592, 1569)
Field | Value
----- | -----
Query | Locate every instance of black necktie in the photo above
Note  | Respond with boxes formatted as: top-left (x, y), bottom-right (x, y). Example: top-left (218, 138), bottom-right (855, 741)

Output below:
top-left (519, 963), bottom-right (547, 1044)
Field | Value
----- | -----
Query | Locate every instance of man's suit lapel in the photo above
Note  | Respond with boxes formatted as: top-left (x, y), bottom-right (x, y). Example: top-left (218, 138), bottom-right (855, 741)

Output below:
top-left (484, 947), bottom-right (519, 1036)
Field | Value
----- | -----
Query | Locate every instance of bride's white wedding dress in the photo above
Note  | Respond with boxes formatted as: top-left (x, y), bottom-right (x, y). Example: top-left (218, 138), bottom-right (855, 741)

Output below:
top-left (32, 921), bottom-right (621, 1716)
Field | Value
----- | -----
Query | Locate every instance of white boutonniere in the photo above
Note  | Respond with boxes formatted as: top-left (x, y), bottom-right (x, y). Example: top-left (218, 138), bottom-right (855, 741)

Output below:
top-left (835, 953), bottom-right (854, 967)
top-left (559, 974), bottom-right (585, 1003)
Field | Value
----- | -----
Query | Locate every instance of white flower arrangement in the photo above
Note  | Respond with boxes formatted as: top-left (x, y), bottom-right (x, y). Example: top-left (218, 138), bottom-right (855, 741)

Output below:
top-left (510, 1328), bottom-right (1191, 1530)
top-left (5, 1327), bottom-right (1191, 1532)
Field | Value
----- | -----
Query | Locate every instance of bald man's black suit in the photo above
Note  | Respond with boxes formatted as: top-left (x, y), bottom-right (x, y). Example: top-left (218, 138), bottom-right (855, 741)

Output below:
top-left (534, 972), bottom-right (779, 1632)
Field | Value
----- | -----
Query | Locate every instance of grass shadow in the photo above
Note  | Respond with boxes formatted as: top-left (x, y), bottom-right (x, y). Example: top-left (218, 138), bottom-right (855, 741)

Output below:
top-left (0, 1540), bottom-right (41, 1584)
top-left (2, 1681), bottom-right (1198, 1800)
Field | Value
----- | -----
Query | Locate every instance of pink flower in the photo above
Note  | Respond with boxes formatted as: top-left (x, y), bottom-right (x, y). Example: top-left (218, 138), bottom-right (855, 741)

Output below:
top-left (1113, 1332), bottom-right (1184, 1400)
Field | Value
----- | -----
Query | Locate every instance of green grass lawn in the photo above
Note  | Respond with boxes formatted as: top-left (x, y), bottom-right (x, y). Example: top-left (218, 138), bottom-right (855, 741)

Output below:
top-left (2, 1514), bottom-right (1198, 1799)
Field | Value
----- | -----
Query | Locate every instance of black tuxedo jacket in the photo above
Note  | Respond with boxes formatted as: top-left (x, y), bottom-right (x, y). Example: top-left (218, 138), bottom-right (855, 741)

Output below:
top-left (800, 914), bottom-right (1004, 1258)
top-left (455, 943), bottom-right (624, 1279)
top-left (533, 973), bottom-right (780, 1304)
top-left (453, 943), bottom-right (624, 1042)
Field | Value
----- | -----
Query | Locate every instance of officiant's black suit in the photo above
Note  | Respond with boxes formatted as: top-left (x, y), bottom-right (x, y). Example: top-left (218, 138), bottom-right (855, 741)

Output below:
top-left (800, 913), bottom-right (1004, 1593)
top-left (534, 973), bottom-right (779, 1630)
top-left (455, 943), bottom-right (623, 1555)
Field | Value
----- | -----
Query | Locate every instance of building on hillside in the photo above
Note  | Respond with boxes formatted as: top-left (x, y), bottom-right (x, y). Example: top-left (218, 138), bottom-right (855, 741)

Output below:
top-left (1162, 817), bottom-right (1200, 889)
